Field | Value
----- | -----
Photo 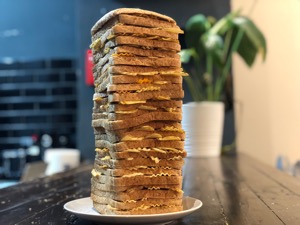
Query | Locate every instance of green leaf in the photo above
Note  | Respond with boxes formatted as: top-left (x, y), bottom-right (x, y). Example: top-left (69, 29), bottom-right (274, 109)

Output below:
top-left (202, 33), bottom-right (223, 52)
top-left (179, 49), bottom-right (195, 64)
top-left (185, 14), bottom-right (210, 57)
top-left (209, 11), bottom-right (237, 35)
top-left (233, 16), bottom-right (267, 61)
top-left (237, 33), bottom-right (258, 67)
top-left (202, 33), bottom-right (224, 67)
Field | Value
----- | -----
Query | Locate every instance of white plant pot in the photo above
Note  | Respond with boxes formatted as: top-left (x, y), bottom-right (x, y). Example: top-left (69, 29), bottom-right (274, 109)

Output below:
top-left (182, 101), bottom-right (224, 157)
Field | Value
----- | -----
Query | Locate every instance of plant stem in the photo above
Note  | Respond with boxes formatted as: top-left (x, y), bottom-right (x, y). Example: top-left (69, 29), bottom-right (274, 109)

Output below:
top-left (223, 29), bottom-right (233, 64)
top-left (209, 11), bottom-right (240, 35)
top-left (184, 76), bottom-right (203, 101)
top-left (209, 17), bottom-right (228, 35)
top-left (215, 29), bottom-right (244, 100)
top-left (191, 51), bottom-right (204, 100)
top-left (206, 54), bottom-right (214, 100)
top-left (213, 29), bottom-right (232, 100)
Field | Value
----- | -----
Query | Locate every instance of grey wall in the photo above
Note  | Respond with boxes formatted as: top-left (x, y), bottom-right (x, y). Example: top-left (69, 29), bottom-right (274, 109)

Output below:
top-left (75, 0), bottom-right (231, 160)
top-left (0, 0), bottom-right (76, 60)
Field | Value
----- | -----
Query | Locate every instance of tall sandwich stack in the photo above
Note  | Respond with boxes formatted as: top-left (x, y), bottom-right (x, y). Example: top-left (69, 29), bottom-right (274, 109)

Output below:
top-left (90, 8), bottom-right (187, 215)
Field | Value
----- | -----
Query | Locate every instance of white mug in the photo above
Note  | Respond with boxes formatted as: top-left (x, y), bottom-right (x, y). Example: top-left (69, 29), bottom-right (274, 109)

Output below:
top-left (44, 148), bottom-right (80, 175)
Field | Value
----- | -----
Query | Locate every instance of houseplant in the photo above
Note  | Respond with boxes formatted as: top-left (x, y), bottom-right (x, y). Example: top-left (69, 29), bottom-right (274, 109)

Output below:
top-left (180, 11), bottom-right (267, 157)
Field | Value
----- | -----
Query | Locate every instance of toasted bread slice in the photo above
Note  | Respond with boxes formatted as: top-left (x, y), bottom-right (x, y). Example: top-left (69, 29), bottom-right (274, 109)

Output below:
top-left (92, 112), bottom-right (182, 130)
top-left (94, 72), bottom-right (183, 93)
top-left (91, 177), bottom-right (182, 192)
top-left (94, 36), bottom-right (181, 53)
top-left (95, 148), bottom-right (186, 160)
top-left (109, 55), bottom-right (181, 67)
top-left (93, 46), bottom-right (180, 63)
top-left (93, 100), bottom-right (182, 113)
top-left (91, 185), bottom-right (183, 201)
top-left (92, 109), bottom-right (179, 120)
top-left (108, 74), bottom-right (182, 84)
top-left (95, 76), bottom-right (182, 93)
top-left (94, 129), bottom-right (185, 143)
top-left (91, 8), bottom-right (182, 35)
top-left (94, 65), bottom-right (185, 82)
top-left (94, 156), bottom-right (184, 169)
top-left (118, 13), bottom-right (182, 31)
top-left (93, 202), bottom-right (183, 215)
top-left (106, 83), bottom-right (182, 93)
top-left (93, 100), bottom-right (182, 119)
top-left (95, 139), bottom-right (185, 151)
top-left (93, 64), bottom-right (185, 80)
top-left (108, 90), bottom-right (184, 103)
top-left (109, 65), bottom-right (184, 76)
top-left (91, 24), bottom-right (179, 52)
top-left (94, 121), bottom-right (183, 134)
top-left (93, 164), bottom-right (182, 177)
top-left (92, 169), bottom-right (182, 186)
top-left (94, 52), bottom-right (180, 73)
top-left (94, 108), bottom-right (182, 121)
top-left (94, 133), bottom-right (184, 144)
top-left (91, 194), bottom-right (182, 211)
top-left (107, 101), bottom-right (182, 112)
top-left (94, 63), bottom-right (182, 91)
top-left (92, 24), bottom-right (179, 42)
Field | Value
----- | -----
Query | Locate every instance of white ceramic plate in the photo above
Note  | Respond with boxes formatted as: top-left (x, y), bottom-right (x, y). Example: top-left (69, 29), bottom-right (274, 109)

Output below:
top-left (64, 196), bottom-right (202, 225)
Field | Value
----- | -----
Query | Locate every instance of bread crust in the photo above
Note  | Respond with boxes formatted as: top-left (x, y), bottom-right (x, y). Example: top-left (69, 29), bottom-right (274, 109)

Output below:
top-left (94, 121), bottom-right (183, 134)
top-left (94, 157), bottom-right (184, 170)
top-left (95, 139), bottom-right (185, 151)
top-left (93, 130), bottom-right (185, 143)
top-left (92, 172), bottom-right (183, 186)
top-left (108, 90), bottom-right (184, 103)
top-left (93, 202), bottom-right (183, 215)
top-left (91, 8), bottom-right (179, 35)
top-left (109, 65), bottom-right (183, 75)
top-left (93, 46), bottom-right (180, 63)
top-left (91, 194), bottom-right (182, 210)
top-left (95, 147), bottom-right (186, 160)
top-left (92, 24), bottom-right (179, 45)
top-left (91, 177), bottom-right (182, 192)
top-left (91, 185), bottom-right (183, 201)
top-left (92, 112), bottom-right (182, 130)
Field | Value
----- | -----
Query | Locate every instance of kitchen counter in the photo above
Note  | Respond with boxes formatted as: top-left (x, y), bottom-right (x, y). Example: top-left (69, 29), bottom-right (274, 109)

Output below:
top-left (1, 154), bottom-right (300, 225)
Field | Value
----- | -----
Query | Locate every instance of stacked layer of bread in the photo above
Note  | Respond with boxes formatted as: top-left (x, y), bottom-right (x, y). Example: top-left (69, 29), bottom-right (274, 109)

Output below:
top-left (90, 8), bottom-right (187, 215)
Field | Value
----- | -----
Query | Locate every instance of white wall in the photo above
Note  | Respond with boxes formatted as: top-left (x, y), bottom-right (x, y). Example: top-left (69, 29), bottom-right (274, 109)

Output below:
top-left (232, 0), bottom-right (300, 169)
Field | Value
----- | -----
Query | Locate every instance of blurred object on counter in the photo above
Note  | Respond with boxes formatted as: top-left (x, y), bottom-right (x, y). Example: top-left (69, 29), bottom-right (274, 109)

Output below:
top-left (26, 134), bottom-right (41, 162)
top-left (43, 148), bottom-right (80, 175)
top-left (2, 149), bottom-right (26, 179)
top-left (276, 155), bottom-right (291, 174)
top-left (39, 133), bottom-right (53, 159)
top-left (58, 134), bottom-right (69, 147)
top-left (0, 180), bottom-right (18, 189)
top-left (85, 49), bottom-right (94, 86)
top-left (21, 161), bottom-right (47, 182)
top-left (293, 161), bottom-right (300, 178)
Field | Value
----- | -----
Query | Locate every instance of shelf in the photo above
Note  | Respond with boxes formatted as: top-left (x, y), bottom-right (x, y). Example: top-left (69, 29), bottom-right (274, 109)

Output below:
top-left (0, 82), bottom-right (76, 91)
top-left (0, 59), bottom-right (77, 150)
top-left (0, 109), bottom-right (76, 117)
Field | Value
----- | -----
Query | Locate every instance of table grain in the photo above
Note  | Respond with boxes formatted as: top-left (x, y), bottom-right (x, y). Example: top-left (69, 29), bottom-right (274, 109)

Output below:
top-left (1, 155), bottom-right (300, 225)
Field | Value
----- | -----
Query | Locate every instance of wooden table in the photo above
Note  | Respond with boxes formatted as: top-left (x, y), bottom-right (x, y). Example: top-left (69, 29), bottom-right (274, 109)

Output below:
top-left (1, 155), bottom-right (300, 225)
